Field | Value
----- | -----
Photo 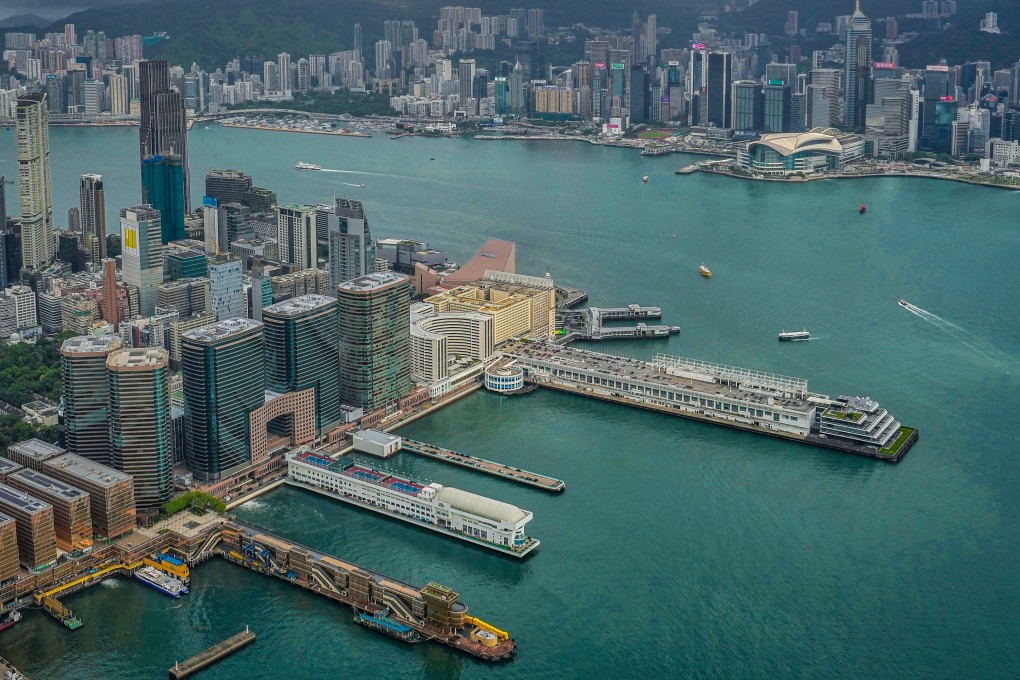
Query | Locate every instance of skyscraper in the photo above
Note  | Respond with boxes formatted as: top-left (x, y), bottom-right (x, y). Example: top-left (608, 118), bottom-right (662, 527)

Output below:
top-left (80, 174), bottom-right (106, 263)
top-left (844, 1), bottom-right (873, 131)
top-left (208, 257), bottom-right (244, 321)
top-left (327, 197), bottom-right (375, 288)
top-left (277, 204), bottom-right (317, 270)
top-left (60, 335), bottom-right (123, 466)
top-left (278, 52), bottom-right (292, 92)
top-left (705, 52), bottom-right (732, 128)
top-left (336, 272), bottom-right (412, 410)
top-left (139, 61), bottom-right (189, 214)
top-left (107, 348), bottom-right (173, 509)
top-left (509, 59), bottom-right (526, 114)
top-left (263, 294), bottom-right (341, 431)
top-left (120, 205), bottom-right (163, 316)
top-left (182, 318), bottom-right (265, 482)
top-left (141, 154), bottom-right (185, 244)
top-left (353, 24), bottom-right (363, 59)
top-left (16, 92), bottom-right (53, 273)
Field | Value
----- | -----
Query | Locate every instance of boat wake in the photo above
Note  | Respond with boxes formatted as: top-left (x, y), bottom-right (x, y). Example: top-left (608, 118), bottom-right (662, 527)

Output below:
top-left (899, 300), bottom-right (1015, 369)
top-left (319, 168), bottom-right (411, 180)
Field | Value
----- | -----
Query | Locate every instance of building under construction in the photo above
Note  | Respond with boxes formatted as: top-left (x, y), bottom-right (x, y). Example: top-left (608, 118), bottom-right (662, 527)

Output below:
top-left (0, 482), bottom-right (57, 570)
top-left (0, 458), bottom-right (22, 481)
top-left (6, 468), bottom-right (93, 553)
top-left (6, 439), bottom-right (65, 472)
top-left (42, 454), bottom-right (135, 539)
top-left (0, 512), bottom-right (18, 582)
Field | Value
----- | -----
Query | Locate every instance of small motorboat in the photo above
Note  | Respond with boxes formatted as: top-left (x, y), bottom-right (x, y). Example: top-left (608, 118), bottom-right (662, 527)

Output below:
top-left (699, 264), bottom-right (711, 278)
top-left (859, 203), bottom-right (867, 214)
top-left (898, 299), bottom-right (909, 308)
top-left (642, 175), bottom-right (649, 183)
top-left (358, 183), bottom-right (366, 188)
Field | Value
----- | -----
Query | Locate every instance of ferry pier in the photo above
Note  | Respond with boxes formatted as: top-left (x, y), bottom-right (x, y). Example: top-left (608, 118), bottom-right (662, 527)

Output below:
top-left (169, 628), bottom-right (256, 679)
top-left (400, 438), bottom-right (565, 492)
top-left (502, 342), bottom-right (918, 462)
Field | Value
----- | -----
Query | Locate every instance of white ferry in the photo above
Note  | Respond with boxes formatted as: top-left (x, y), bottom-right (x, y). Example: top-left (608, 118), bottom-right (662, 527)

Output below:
top-left (778, 329), bottom-right (810, 341)
top-left (294, 161), bottom-right (322, 171)
top-left (134, 566), bottom-right (189, 598)
top-left (286, 451), bottom-right (539, 557)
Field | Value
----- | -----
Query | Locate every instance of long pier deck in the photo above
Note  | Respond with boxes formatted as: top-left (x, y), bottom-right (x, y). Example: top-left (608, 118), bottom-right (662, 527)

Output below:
top-left (169, 629), bottom-right (256, 679)
top-left (401, 439), bottom-right (565, 492)
top-left (507, 342), bottom-right (918, 462)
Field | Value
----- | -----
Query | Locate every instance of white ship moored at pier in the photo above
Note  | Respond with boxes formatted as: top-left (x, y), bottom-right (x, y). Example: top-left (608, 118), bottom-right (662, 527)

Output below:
top-left (286, 450), bottom-right (539, 557)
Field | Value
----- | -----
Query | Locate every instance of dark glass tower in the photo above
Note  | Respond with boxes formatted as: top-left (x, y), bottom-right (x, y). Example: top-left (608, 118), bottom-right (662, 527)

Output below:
top-left (843, 1), bottom-right (873, 131)
top-left (181, 318), bottom-right (265, 482)
top-left (141, 154), bottom-right (185, 243)
top-left (139, 60), bottom-right (190, 218)
top-left (60, 336), bottom-right (123, 466)
top-left (262, 294), bottom-right (341, 431)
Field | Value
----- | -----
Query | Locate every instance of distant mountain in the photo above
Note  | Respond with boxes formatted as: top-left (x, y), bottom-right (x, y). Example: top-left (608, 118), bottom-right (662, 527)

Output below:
top-left (47, 0), bottom-right (707, 68)
top-left (0, 13), bottom-right (51, 27)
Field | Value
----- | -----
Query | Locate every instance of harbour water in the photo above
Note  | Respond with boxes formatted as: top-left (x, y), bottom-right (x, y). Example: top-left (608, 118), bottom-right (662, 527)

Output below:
top-left (0, 125), bottom-right (1018, 678)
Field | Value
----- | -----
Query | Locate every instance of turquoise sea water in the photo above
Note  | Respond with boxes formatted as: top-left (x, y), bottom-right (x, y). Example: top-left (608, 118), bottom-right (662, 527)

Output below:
top-left (0, 126), bottom-right (1018, 678)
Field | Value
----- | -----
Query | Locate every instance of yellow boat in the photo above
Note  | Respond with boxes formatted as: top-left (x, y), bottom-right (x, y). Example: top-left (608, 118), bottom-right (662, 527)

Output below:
top-left (699, 264), bottom-right (711, 278)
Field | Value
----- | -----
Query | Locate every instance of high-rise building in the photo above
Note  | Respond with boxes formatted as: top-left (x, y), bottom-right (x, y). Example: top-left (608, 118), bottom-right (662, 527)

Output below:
top-left (458, 58), bottom-right (476, 100)
top-left (141, 154), bottom-right (185, 244)
top-left (16, 92), bottom-right (54, 273)
top-left (107, 348), bottom-right (173, 509)
top-left (0, 175), bottom-right (5, 225)
top-left (80, 174), bottom-right (106, 263)
top-left (844, 1), bottom-right (873, 131)
top-left (277, 204), bottom-right (317, 270)
top-left (764, 83), bottom-right (792, 132)
top-left (353, 24), bottom-right (363, 59)
top-left (120, 205), bottom-right (163, 316)
top-left (139, 61), bottom-right (189, 214)
top-left (60, 335), bottom-right (123, 466)
top-left (263, 294), bottom-right (341, 431)
top-left (208, 257), bottom-right (244, 321)
top-left (526, 8), bottom-right (544, 37)
top-left (509, 59), bottom-right (527, 114)
top-left (278, 52), bottom-right (292, 92)
top-left (732, 81), bottom-right (763, 131)
top-left (101, 258), bottom-right (119, 329)
top-left (182, 318), bottom-right (265, 482)
top-left (705, 52), bottom-right (732, 128)
top-left (336, 272), bottom-right (411, 410)
top-left (327, 197), bottom-right (375, 288)
top-left (785, 11), bottom-right (799, 36)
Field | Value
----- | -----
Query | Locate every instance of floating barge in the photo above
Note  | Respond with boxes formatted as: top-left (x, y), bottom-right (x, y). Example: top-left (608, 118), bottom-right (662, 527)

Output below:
top-left (169, 628), bottom-right (256, 679)
top-left (286, 451), bottom-right (540, 557)
top-left (505, 342), bottom-right (918, 462)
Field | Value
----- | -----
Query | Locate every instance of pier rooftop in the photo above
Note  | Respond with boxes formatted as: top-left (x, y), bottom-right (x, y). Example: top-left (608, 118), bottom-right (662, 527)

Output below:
top-left (513, 342), bottom-right (816, 413)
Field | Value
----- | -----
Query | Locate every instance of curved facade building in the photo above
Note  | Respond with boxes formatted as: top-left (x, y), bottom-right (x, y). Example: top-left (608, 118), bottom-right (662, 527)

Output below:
top-left (740, 128), bottom-right (864, 175)
top-left (107, 348), bottom-right (173, 509)
top-left (484, 365), bottom-right (525, 393)
top-left (60, 335), bottom-right (122, 466)
top-left (411, 311), bottom-right (494, 384)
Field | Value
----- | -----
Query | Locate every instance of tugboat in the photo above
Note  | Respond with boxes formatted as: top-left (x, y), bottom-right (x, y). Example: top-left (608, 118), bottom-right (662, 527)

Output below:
top-left (859, 203), bottom-right (867, 214)
top-left (699, 263), bottom-right (712, 278)
top-left (778, 329), bottom-right (810, 341)
top-left (0, 610), bottom-right (21, 633)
